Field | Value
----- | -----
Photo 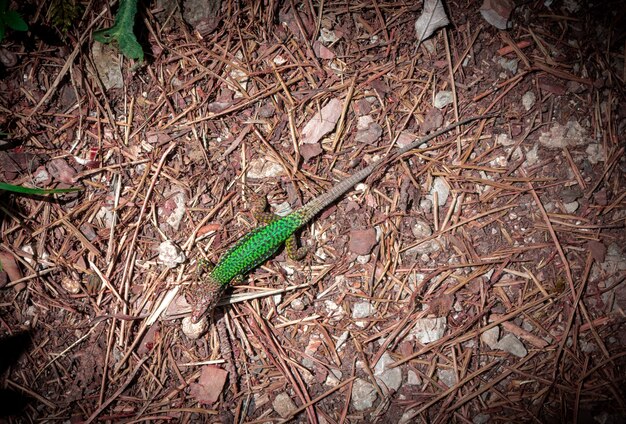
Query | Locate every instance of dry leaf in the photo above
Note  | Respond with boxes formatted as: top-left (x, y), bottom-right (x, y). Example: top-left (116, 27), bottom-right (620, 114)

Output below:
top-left (480, 0), bottom-right (515, 30)
top-left (189, 365), bottom-right (229, 405)
top-left (301, 98), bottom-right (342, 145)
top-left (414, 0), bottom-right (450, 46)
top-left (0, 251), bottom-right (22, 283)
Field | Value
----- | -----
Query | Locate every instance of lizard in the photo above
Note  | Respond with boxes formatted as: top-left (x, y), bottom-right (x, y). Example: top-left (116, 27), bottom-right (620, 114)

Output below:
top-left (186, 114), bottom-right (493, 323)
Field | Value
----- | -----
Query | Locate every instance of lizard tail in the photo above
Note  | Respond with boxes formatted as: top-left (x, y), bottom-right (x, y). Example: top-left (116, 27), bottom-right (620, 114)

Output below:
top-left (295, 114), bottom-right (494, 227)
top-left (296, 161), bottom-right (379, 225)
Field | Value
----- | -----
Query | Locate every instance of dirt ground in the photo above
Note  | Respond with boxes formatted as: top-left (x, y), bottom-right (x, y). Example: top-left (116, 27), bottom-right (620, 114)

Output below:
top-left (0, 0), bottom-right (625, 423)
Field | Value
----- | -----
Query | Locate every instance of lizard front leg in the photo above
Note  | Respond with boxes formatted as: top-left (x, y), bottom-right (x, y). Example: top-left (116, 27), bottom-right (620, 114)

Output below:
top-left (252, 190), bottom-right (307, 261)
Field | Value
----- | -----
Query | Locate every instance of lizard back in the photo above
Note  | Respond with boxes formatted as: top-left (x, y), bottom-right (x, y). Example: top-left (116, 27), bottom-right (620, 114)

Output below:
top-left (209, 213), bottom-right (302, 285)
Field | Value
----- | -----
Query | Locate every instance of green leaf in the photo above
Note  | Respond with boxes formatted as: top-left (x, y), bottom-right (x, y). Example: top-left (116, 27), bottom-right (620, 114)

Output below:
top-left (93, 0), bottom-right (143, 61)
top-left (4, 10), bottom-right (27, 31)
top-left (0, 182), bottom-right (82, 195)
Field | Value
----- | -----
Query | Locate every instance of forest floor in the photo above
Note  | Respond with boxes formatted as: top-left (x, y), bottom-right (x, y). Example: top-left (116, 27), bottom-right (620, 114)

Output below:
top-left (0, 0), bottom-right (625, 423)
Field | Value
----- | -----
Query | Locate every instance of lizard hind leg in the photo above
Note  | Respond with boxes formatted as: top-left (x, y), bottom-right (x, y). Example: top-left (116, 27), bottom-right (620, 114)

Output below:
top-left (247, 188), bottom-right (279, 224)
top-left (285, 233), bottom-right (307, 261)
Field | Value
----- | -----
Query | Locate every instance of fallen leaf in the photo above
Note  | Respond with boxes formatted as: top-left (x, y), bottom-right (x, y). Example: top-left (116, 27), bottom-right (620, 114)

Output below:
top-left (480, 0), bottom-right (515, 30)
top-left (355, 115), bottom-right (383, 144)
top-left (349, 228), bottom-right (377, 255)
top-left (313, 41), bottom-right (335, 59)
top-left (414, 0), bottom-right (450, 46)
top-left (0, 251), bottom-right (23, 283)
top-left (422, 107), bottom-right (444, 133)
top-left (301, 98), bottom-right (342, 145)
top-left (586, 240), bottom-right (607, 263)
top-left (46, 158), bottom-right (77, 184)
top-left (300, 143), bottom-right (323, 162)
top-left (189, 365), bottom-right (229, 405)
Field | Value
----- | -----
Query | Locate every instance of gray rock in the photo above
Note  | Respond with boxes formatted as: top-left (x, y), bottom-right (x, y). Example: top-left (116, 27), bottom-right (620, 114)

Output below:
top-left (409, 317), bottom-right (447, 344)
top-left (434, 91), bottom-right (453, 109)
top-left (496, 334), bottom-right (528, 357)
top-left (564, 201), bottom-right (579, 213)
top-left (437, 369), bottom-right (457, 387)
top-left (352, 301), bottom-right (375, 319)
top-left (522, 91), bottom-right (536, 111)
top-left (158, 240), bottom-right (185, 268)
top-left (272, 393), bottom-right (297, 418)
top-left (374, 352), bottom-right (402, 391)
top-left (351, 378), bottom-right (377, 411)
top-left (538, 120), bottom-right (588, 149)
top-left (498, 57), bottom-right (518, 74)
top-left (481, 326), bottom-right (500, 349)
top-left (430, 177), bottom-right (450, 206)
top-left (473, 413), bottom-right (491, 424)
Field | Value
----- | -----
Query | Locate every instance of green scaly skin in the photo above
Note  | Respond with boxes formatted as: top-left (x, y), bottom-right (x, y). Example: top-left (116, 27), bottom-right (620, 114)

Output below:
top-left (187, 115), bottom-right (493, 323)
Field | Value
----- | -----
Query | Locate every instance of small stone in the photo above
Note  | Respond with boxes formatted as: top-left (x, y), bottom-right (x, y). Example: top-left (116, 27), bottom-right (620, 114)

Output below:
top-left (32, 167), bottom-right (51, 186)
top-left (586, 143), bottom-right (605, 164)
top-left (158, 240), bottom-right (186, 268)
top-left (497, 57), bottom-right (518, 74)
top-left (409, 317), bottom-right (447, 344)
top-left (524, 144), bottom-right (539, 166)
top-left (419, 197), bottom-right (433, 212)
top-left (411, 220), bottom-right (433, 238)
top-left (496, 334), bottom-right (527, 357)
top-left (430, 177), bottom-right (450, 206)
top-left (96, 206), bottom-right (115, 229)
top-left (374, 352), bottom-right (402, 391)
top-left (495, 133), bottom-right (515, 147)
top-left (481, 326), bottom-right (500, 349)
top-left (538, 120), bottom-right (588, 149)
top-left (433, 91), bottom-right (453, 109)
top-left (290, 298), bottom-right (305, 311)
top-left (336, 331), bottom-right (350, 350)
top-left (272, 393), bottom-right (297, 418)
top-left (352, 301), bottom-right (375, 319)
top-left (407, 370), bottom-right (421, 385)
top-left (355, 115), bottom-right (383, 144)
top-left (246, 157), bottom-right (285, 179)
top-left (437, 369), bottom-right (457, 387)
top-left (560, 186), bottom-right (582, 203)
top-left (0, 48), bottom-right (17, 67)
top-left (181, 316), bottom-right (208, 339)
top-left (522, 91), bottom-right (536, 111)
top-left (324, 300), bottom-right (345, 320)
top-left (473, 413), bottom-right (491, 424)
top-left (399, 409), bottom-right (419, 424)
top-left (325, 372), bottom-right (341, 387)
top-left (351, 378), bottom-right (377, 411)
top-left (91, 42), bottom-right (123, 90)
top-left (564, 201), bottom-right (579, 213)
top-left (405, 239), bottom-right (441, 257)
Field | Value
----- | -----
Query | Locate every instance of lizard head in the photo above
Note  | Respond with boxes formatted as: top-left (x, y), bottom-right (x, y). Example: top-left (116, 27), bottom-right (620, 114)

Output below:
top-left (186, 274), bottom-right (224, 324)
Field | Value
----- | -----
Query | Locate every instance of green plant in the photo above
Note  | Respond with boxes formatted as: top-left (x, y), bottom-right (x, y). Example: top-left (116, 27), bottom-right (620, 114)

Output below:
top-left (0, 0), bottom-right (28, 42)
top-left (49, 0), bottom-right (82, 33)
top-left (93, 0), bottom-right (143, 62)
top-left (0, 182), bottom-right (81, 195)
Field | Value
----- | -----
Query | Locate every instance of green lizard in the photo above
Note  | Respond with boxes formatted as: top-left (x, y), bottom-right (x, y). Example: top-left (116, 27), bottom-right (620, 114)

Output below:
top-left (187, 115), bottom-right (492, 323)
